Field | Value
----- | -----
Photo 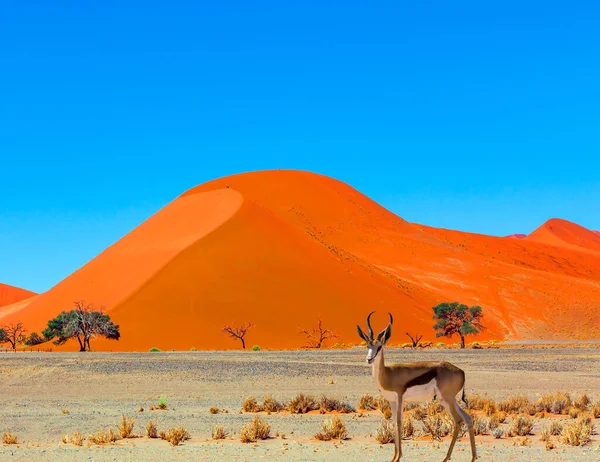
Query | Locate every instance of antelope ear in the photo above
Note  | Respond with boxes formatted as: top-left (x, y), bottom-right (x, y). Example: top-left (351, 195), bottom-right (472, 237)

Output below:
top-left (357, 325), bottom-right (369, 342)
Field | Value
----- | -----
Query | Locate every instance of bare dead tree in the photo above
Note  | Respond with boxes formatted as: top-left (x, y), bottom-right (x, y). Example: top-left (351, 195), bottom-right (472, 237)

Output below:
top-left (405, 332), bottom-right (423, 349)
top-left (1, 322), bottom-right (27, 351)
top-left (300, 318), bottom-right (338, 348)
top-left (222, 322), bottom-right (254, 349)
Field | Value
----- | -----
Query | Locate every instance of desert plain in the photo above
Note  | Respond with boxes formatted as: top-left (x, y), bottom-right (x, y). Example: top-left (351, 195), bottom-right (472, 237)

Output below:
top-left (1, 346), bottom-right (599, 461)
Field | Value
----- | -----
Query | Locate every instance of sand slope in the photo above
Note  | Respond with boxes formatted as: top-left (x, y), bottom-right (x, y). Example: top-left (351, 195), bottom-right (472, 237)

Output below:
top-left (1, 170), bottom-right (599, 350)
top-left (526, 218), bottom-right (600, 253)
top-left (0, 283), bottom-right (36, 309)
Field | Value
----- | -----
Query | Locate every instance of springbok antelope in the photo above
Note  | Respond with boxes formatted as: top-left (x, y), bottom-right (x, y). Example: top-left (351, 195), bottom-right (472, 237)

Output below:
top-left (357, 311), bottom-right (477, 462)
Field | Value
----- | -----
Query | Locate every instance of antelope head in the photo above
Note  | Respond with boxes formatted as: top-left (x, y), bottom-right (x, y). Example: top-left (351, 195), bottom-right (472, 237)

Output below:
top-left (357, 311), bottom-right (393, 364)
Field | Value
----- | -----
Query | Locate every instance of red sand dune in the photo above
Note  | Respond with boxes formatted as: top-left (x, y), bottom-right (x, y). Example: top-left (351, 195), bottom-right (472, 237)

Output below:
top-left (1, 170), bottom-right (598, 351)
top-left (0, 283), bottom-right (36, 309)
top-left (505, 234), bottom-right (527, 239)
top-left (526, 218), bottom-right (600, 253)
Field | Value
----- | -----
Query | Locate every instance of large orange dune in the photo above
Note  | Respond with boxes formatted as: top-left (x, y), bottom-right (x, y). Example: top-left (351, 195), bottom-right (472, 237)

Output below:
top-left (0, 283), bottom-right (36, 310)
top-left (1, 170), bottom-right (598, 351)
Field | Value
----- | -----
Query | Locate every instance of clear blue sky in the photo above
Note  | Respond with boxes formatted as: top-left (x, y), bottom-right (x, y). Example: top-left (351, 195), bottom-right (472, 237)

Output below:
top-left (1, 1), bottom-right (599, 293)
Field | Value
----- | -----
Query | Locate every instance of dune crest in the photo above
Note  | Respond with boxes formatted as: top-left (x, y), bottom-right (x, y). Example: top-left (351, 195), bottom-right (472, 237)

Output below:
top-left (2, 170), bottom-right (599, 350)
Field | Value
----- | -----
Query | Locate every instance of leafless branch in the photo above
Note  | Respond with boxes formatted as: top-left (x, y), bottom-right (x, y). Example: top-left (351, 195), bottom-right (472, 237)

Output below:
top-left (300, 318), bottom-right (338, 349)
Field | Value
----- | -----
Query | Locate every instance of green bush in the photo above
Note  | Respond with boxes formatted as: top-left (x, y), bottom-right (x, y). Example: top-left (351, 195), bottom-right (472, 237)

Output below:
top-left (190, 347), bottom-right (197, 351)
top-left (436, 342), bottom-right (445, 347)
top-left (149, 347), bottom-right (161, 352)
top-left (252, 345), bottom-right (261, 351)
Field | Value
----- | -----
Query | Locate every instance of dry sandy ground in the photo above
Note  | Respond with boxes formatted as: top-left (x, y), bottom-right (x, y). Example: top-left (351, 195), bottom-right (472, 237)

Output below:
top-left (1, 347), bottom-right (599, 461)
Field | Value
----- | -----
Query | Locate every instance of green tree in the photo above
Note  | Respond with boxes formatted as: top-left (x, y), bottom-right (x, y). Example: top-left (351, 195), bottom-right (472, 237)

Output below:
top-left (24, 332), bottom-right (45, 347)
top-left (43, 300), bottom-right (120, 351)
top-left (432, 302), bottom-right (484, 349)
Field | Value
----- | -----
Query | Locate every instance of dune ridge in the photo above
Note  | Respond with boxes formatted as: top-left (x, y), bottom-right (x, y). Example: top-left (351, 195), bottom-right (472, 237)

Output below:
top-left (1, 170), bottom-right (598, 350)
top-left (0, 283), bottom-right (36, 309)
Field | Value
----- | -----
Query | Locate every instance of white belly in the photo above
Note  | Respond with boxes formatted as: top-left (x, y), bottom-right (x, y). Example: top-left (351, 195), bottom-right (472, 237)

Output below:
top-left (402, 378), bottom-right (438, 402)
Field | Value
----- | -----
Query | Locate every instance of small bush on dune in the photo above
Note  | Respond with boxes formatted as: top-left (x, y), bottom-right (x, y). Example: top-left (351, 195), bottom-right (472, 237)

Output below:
top-left (574, 393), bottom-right (591, 410)
top-left (318, 395), bottom-right (355, 414)
top-left (358, 393), bottom-right (377, 410)
top-left (88, 427), bottom-right (120, 445)
top-left (549, 420), bottom-right (563, 436)
top-left (262, 395), bottom-right (285, 413)
top-left (560, 417), bottom-right (593, 446)
top-left (590, 404), bottom-right (600, 418)
top-left (149, 347), bottom-right (161, 352)
top-left (62, 431), bottom-right (85, 446)
top-left (118, 415), bottom-right (136, 439)
top-left (472, 415), bottom-right (489, 436)
top-left (540, 428), bottom-right (551, 442)
top-left (160, 426), bottom-right (191, 446)
top-left (550, 392), bottom-right (571, 415)
top-left (240, 416), bottom-right (271, 443)
top-left (211, 425), bottom-right (227, 440)
top-left (421, 413), bottom-right (453, 441)
top-left (509, 414), bottom-right (533, 437)
top-left (252, 345), bottom-right (260, 351)
top-left (375, 419), bottom-right (395, 444)
top-left (288, 394), bottom-right (318, 414)
top-left (2, 431), bottom-right (18, 445)
top-left (499, 395), bottom-right (531, 414)
top-left (146, 421), bottom-right (158, 438)
top-left (242, 397), bottom-right (261, 413)
top-left (568, 407), bottom-right (580, 419)
top-left (314, 416), bottom-right (348, 441)
top-left (492, 428), bottom-right (504, 439)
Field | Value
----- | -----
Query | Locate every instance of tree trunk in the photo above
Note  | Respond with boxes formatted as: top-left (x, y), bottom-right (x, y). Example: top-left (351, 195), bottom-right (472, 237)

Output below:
top-left (77, 335), bottom-right (85, 352)
top-left (240, 338), bottom-right (246, 349)
top-left (460, 335), bottom-right (465, 349)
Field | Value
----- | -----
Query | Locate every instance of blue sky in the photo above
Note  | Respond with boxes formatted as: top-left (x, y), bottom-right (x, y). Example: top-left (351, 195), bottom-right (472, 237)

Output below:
top-left (1, 1), bottom-right (599, 293)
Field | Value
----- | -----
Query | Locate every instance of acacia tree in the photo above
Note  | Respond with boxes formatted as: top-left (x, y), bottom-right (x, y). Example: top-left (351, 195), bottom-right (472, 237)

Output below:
top-left (43, 300), bottom-right (120, 352)
top-left (432, 302), bottom-right (484, 348)
top-left (300, 318), bottom-right (338, 349)
top-left (0, 322), bottom-right (27, 351)
top-left (25, 332), bottom-right (45, 347)
top-left (222, 322), bottom-right (254, 349)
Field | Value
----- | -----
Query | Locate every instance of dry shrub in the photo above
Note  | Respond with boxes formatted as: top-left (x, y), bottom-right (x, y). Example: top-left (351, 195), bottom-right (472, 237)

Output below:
top-left (118, 415), bottom-right (136, 439)
top-left (374, 396), bottom-right (392, 415)
top-left (88, 427), bottom-right (120, 445)
top-left (466, 394), bottom-right (486, 410)
top-left (574, 393), bottom-right (591, 410)
top-left (146, 421), bottom-right (158, 438)
top-left (421, 413), bottom-right (452, 441)
top-left (411, 407), bottom-right (425, 421)
top-left (209, 407), bottom-right (220, 414)
top-left (240, 416), bottom-right (271, 443)
top-left (242, 397), bottom-right (262, 413)
top-left (358, 393), bottom-right (376, 410)
top-left (288, 394), bottom-right (318, 414)
top-left (425, 401), bottom-right (445, 415)
top-left (318, 395), bottom-right (355, 414)
top-left (546, 440), bottom-right (554, 450)
top-left (472, 415), bottom-right (489, 436)
top-left (548, 420), bottom-right (562, 436)
top-left (499, 395), bottom-right (530, 414)
top-left (590, 404), bottom-right (600, 418)
top-left (211, 425), bottom-right (227, 440)
top-left (161, 426), bottom-right (191, 446)
top-left (262, 395), bottom-right (285, 413)
top-left (514, 436), bottom-right (531, 446)
top-left (540, 428), bottom-right (551, 442)
top-left (568, 407), bottom-right (580, 419)
top-left (483, 400), bottom-right (498, 416)
top-left (62, 431), bottom-right (85, 446)
top-left (560, 417), bottom-right (593, 446)
top-left (509, 414), bottom-right (533, 436)
top-left (402, 416), bottom-right (416, 439)
top-left (488, 414), bottom-right (501, 430)
top-left (314, 416), bottom-right (348, 441)
top-left (2, 431), bottom-right (18, 445)
top-left (491, 428), bottom-right (504, 439)
top-left (550, 392), bottom-right (571, 415)
top-left (375, 419), bottom-right (395, 444)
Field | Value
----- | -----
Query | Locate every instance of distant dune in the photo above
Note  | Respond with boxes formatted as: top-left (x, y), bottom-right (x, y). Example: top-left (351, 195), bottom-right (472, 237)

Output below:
top-left (1, 170), bottom-right (598, 350)
top-left (505, 234), bottom-right (527, 239)
top-left (0, 283), bottom-right (36, 309)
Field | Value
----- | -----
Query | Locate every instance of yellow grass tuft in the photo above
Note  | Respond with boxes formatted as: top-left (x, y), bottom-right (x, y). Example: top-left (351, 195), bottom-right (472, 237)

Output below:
top-left (498, 395), bottom-right (531, 414)
top-left (314, 416), bottom-right (348, 441)
top-left (88, 427), bottom-right (120, 445)
top-left (288, 394), bottom-right (318, 414)
top-left (549, 420), bottom-right (563, 436)
top-left (211, 425), bottom-right (227, 440)
top-left (240, 416), bottom-right (271, 443)
top-left (375, 419), bottom-right (395, 444)
top-left (560, 416), bottom-right (593, 446)
top-left (568, 407), bottom-right (580, 419)
top-left (574, 393), bottom-right (591, 410)
top-left (262, 395), bottom-right (285, 413)
top-left (146, 421), bottom-right (158, 438)
top-left (160, 426), bottom-right (191, 446)
top-left (421, 412), bottom-right (453, 441)
top-left (242, 397), bottom-right (262, 413)
top-left (318, 395), bottom-right (355, 414)
top-left (2, 431), bottom-right (18, 445)
top-left (509, 414), bottom-right (533, 437)
top-left (118, 415), bottom-right (136, 439)
top-left (62, 431), bottom-right (84, 446)
top-left (472, 415), bottom-right (489, 436)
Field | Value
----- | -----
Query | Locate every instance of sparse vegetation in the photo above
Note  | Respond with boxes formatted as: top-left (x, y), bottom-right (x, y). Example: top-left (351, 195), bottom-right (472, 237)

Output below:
top-left (2, 430), bottom-right (18, 444)
top-left (222, 322), bottom-right (254, 349)
top-left (560, 416), bottom-right (593, 446)
top-left (432, 302), bottom-right (484, 348)
top-left (157, 395), bottom-right (168, 410)
top-left (421, 412), bottom-right (453, 441)
top-left (262, 395), bottom-right (285, 413)
top-left (149, 347), bottom-right (161, 352)
top-left (300, 318), bottom-right (338, 349)
top-left (375, 419), bottom-right (395, 444)
top-left (492, 428), bottom-right (504, 439)
top-left (62, 431), bottom-right (85, 446)
top-left (405, 332), bottom-right (423, 349)
top-left (211, 425), bottom-right (227, 440)
top-left (318, 395), bottom-right (355, 414)
top-left (288, 394), bottom-right (318, 414)
top-left (509, 414), bottom-right (534, 436)
top-left (240, 416), bottom-right (271, 443)
top-left (209, 407), bottom-right (220, 414)
top-left (314, 416), bottom-right (348, 441)
top-left (160, 426), bottom-right (191, 446)
top-left (0, 322), bottom-right (27, 351)
top-left (88, 427), bottom-right (120, 445)
top-left (146, 421), bottom-right (158, 438)
top-left (118, 415), bottom-right (136, 438)
top-left (252, 345), bottom-right (261, 351)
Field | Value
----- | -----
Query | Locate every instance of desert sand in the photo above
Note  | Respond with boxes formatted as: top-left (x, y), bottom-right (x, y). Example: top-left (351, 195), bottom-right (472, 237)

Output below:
top-left (1, 170), bottom-right (599, 351)
top-left (1, 347), bottom-right (599, 461)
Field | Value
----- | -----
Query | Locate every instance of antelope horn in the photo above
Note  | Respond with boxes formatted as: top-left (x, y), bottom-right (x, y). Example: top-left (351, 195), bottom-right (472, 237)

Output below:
top-left (366, 311), bottom-right (375, 339)
top-left (388, 312), bottom-right (393, 325)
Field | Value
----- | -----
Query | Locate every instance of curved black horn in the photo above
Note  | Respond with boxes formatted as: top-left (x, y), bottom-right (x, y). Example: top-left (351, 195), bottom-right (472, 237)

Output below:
top-left (366, 311), bottom-right (375, 339)
top-left (388, 312), bottom-right (393, 325)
